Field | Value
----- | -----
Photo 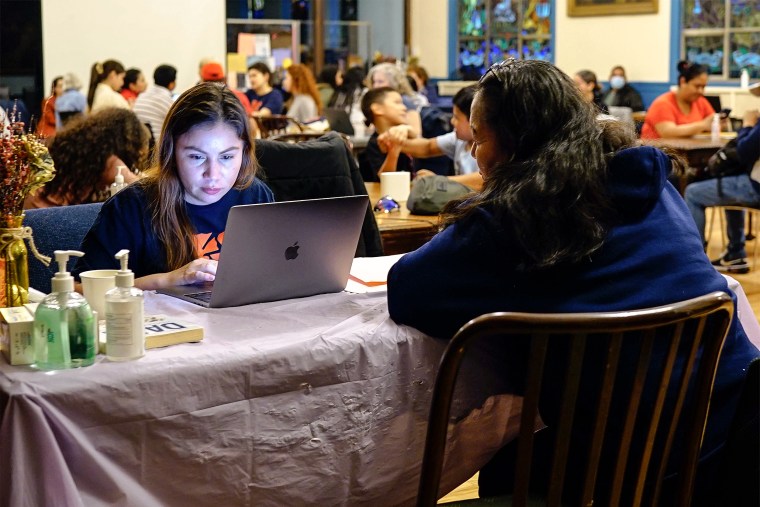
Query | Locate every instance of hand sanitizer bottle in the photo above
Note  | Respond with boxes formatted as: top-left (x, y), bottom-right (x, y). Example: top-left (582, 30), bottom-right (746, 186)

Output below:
top-left (740, 68), bottom-right (750, 89)
top-left (711, 113), bottom-right (721, 141)
top-left (110, 166), bottom-right (127, 197)
top-left (105, 249), bottom-right (144, 361)
top-left (33, 250), bottom-right (96, 370)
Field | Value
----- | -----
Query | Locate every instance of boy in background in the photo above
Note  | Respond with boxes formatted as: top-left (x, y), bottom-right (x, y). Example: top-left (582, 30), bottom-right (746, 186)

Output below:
top-left (379, 85), bottom-right (482, 190)
top-left (358, 87), bottom-right (415, 182)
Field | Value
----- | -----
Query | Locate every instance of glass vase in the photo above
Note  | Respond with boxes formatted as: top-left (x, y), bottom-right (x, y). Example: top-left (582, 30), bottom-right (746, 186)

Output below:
top-left (0, 215), bottom-right (30, 307)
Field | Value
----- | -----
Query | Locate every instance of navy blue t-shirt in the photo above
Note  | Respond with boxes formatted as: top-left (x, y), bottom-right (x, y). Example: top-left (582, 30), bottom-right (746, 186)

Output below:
top-left (73, 179), bottom-right (274, 279)
top-left (245, 89), bottom-right (285, 115)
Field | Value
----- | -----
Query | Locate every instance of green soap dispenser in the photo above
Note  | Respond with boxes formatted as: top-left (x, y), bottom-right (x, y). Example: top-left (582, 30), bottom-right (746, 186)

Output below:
top-left (33, 250), bottom-right (96, 370)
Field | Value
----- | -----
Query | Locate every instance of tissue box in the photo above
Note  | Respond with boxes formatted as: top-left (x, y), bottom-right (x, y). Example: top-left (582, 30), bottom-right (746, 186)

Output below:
top-left (0, 306), bottom-right (35, 365)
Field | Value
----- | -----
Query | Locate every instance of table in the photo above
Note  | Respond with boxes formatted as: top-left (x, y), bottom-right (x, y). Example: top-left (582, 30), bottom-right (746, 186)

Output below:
top-left (0, 290), bottom-right (519, 507)
top-left (647, 136), bottom-right (730, 169)
top-left (645, 136), bottom-right (732, 193)
top-left (365, 182), bottom-right (439, 255)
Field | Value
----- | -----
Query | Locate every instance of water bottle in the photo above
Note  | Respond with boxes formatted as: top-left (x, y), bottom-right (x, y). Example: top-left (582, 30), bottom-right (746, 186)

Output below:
top-left (740, 68), bottom-right (750, 89)
top-left (711, 114), bottom-right (721, 142)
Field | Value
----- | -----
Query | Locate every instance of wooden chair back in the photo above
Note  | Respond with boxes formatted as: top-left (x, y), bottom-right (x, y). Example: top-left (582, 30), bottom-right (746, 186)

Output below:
top-left (270, 132), bottom-right (329, 144)
top-left (417, 291), bottom-right (734, 507)
top-left (254, 115), bottom-right (304, 138)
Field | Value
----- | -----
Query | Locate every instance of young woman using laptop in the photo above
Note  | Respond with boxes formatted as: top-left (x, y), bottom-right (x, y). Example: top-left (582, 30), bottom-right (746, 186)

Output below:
top-left (74, 82), bottom-right (274, 289)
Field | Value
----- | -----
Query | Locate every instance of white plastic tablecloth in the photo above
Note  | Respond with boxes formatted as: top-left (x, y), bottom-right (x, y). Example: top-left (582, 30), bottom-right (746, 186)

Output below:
top-left (0, 291), bottom-right (519, 507)
top-left (2, 276), bottom-right (757, 507)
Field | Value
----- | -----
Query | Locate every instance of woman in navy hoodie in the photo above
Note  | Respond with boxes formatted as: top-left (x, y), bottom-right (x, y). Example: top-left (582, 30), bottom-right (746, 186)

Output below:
top-left (387, 59), bottom-right (758, 504)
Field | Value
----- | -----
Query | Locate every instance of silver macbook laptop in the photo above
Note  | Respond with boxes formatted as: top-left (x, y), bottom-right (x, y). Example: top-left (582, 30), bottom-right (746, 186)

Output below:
top-left (157, 195), bottom-right (368, 308)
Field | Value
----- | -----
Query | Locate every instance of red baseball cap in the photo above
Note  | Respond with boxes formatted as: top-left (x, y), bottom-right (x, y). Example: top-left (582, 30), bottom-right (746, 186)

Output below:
top-left (201, 62), bottom-right (225, 82)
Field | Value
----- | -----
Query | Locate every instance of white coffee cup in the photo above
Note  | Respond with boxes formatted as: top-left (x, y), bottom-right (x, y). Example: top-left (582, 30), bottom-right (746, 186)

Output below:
top-left (380, 171), bottom-right (411, 203)
top-left (80, 269), bottom-right (117, 319)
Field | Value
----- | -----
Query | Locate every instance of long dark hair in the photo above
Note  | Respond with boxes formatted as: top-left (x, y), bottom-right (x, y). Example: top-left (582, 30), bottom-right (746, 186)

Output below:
top-left (442, 59), bottom-right (638, 270)
top-left (87, 59), bottom-right (125, 108)
top-left (328, 66), bottom-right (366, 110)
top-left (139, 82), bottom-right (259, 270)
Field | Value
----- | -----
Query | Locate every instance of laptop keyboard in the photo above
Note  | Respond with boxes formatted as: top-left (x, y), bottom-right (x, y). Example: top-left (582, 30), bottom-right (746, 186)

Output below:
top-left (185, 291), bottom-right (212, 303)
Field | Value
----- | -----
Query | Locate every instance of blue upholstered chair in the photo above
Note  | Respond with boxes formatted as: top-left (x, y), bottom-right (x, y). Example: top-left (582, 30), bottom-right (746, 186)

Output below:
top-left (23, 203), bottom-right (103, 293)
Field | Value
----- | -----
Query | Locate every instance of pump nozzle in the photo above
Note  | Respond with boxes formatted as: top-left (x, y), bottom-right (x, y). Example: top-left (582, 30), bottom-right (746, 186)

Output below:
top-left (115, 249), bottom-right (130, 272)
top-left (54, 250), bottom-right (84, 274)
top-left (52, 250), bottom-right (83, 293)
top-left (115, 166), bottom-right (125, 185)
top-left (110, 166), bottom-right (127, 197)
top-left (114, 249), bottom-right (134, 288)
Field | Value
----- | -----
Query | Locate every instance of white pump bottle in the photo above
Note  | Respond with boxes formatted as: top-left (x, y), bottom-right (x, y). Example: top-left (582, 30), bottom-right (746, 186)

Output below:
top-left (110, 166), bottom-right (127, 197)
top-left (104, 249), bottom-right (144, 360)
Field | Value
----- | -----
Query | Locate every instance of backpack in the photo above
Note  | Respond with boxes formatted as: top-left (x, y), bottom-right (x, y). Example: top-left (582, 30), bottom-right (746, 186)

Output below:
top-left (407, 175), bottom-right (472, 215)
top-left (691, 138), bottom-right (748, 181)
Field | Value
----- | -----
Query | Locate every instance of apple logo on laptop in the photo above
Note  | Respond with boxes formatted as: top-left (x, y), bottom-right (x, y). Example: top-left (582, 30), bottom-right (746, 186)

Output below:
top-left (284, 241), bottom-right (299, 260)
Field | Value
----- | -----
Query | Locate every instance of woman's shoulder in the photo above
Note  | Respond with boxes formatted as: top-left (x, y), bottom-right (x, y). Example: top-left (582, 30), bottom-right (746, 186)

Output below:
top-left (105, 184), bottom-right (149, 210)
top-left (92, 84), bottom-right (129, 111)
top-left (234, 178), bottom-right (275, 203)
top-left (645, 91), bottom-right (676, 114)
top-left (296, 93), bottom-right (317, 106)
top-left (651, 90), bottom-right (676, 104)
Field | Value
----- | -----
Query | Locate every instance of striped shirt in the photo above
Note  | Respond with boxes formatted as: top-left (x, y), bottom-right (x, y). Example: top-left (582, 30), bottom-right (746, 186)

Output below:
top-left (133, 85), bottom-right (173, 141)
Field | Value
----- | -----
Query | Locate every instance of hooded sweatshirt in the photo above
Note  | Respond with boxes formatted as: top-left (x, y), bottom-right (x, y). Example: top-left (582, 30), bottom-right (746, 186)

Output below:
top-left (387, 145), bottom-right (759, 496)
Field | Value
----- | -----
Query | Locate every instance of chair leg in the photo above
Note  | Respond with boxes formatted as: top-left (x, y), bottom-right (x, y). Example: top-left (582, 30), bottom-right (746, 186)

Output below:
top-left (750, 210), bottom-right (758, 270)
top-left (706, 207), bottom-right (720, 251)
top-left (747, 213), bottom-right (755, 241)
top-left (716, 207), bottom-right (728, 251)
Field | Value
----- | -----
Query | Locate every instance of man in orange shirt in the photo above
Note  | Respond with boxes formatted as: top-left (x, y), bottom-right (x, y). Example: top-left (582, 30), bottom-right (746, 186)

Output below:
top-left (200, 62), bottom-right (253, 116)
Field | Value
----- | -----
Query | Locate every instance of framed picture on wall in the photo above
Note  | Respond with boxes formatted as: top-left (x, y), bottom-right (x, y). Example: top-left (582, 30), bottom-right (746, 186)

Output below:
top-left (568, 0), bottom-right (658, 17)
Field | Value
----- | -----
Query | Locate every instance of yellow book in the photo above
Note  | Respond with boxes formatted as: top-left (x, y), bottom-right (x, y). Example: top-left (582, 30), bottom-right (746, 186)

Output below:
top-left (98, 314), bottom-right (204, 353)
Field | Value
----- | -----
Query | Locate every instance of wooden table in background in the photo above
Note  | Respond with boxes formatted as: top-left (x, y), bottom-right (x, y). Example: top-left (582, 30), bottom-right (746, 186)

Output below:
top-left (646, 135), bottom-right (732, 193)
top-left (365, 182), bottom-right (439, 255)
top-left (647, 135), bottom-right (731, 168)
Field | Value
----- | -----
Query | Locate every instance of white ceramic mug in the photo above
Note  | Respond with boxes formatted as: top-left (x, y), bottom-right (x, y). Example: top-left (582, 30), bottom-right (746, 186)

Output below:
top-left (380, 171), bottom-right (411, 203)
top-left (80, 269), bottom-right (117, 319)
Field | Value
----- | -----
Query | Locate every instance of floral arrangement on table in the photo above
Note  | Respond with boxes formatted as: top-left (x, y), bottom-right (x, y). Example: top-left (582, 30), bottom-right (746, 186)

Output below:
top-left (0, 107), bottom-right (56, 306)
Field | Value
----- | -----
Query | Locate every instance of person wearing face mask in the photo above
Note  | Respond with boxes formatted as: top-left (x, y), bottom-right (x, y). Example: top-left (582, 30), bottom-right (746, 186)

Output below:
top-left (602, 65), bottom-right (644, 112)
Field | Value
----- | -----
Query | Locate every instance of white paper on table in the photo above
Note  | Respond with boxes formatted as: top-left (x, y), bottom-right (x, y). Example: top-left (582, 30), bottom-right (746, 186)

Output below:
top-left (344, 254), bottom-right (404, 293)
top-left (723, 274), bottom-right (760, 351)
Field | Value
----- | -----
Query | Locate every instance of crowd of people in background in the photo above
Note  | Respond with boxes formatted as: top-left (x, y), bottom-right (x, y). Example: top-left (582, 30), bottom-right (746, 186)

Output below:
top-left (13, 53), bottom-right (760, 281)
top-left (2, 49), bottom-right (758, 505)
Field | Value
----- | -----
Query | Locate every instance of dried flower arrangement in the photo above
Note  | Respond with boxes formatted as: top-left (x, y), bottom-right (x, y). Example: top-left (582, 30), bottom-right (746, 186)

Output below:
top-left (0, 107), bottom-right (56, 224)
top-left (0, 105), bottom-right (56, 306)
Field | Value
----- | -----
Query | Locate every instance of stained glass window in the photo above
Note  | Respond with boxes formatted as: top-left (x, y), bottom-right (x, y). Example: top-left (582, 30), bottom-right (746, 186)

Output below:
top-left (457, 0), bottom-right (552, 78)
top-left (682, 0), bottom-right (760, 79)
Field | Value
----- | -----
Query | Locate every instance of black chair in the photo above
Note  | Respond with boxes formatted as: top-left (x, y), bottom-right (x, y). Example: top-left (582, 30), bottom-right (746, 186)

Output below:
top-left (324, 107), bottom-right (355, 136)
top-left (709, 357), bottom-right (759, 506)
top-left (23, 203), bottom-right (103, 293)
top-left (418, 291), bottom-right (734, 507)
top-left (255, 131), bottom-right (383, 257)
